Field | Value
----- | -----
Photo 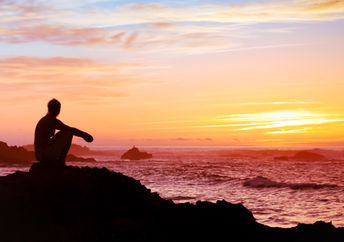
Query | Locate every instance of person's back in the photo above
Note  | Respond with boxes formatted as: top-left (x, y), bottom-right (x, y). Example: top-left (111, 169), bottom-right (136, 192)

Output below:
top-left (34, 99), bottom-right (93, 165)
top-left (35, 114), bottom-right (60, 151)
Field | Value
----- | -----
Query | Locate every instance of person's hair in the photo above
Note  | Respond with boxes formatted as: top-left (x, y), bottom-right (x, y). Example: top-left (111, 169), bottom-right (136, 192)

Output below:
top-left (48, 98), bottom-right (61, 116)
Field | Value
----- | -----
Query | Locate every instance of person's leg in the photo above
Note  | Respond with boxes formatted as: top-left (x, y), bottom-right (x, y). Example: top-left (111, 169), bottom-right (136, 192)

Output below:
top-left (50, 130), bottom-right (73, 165)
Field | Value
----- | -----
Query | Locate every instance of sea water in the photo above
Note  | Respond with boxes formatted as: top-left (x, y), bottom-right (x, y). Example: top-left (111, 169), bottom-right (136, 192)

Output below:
top-left (1, 147), bottom-right (343, 228)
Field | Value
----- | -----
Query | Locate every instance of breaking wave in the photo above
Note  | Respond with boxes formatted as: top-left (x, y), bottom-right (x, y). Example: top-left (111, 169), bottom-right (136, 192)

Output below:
top-left (243, 176), bottom-right (338, 190)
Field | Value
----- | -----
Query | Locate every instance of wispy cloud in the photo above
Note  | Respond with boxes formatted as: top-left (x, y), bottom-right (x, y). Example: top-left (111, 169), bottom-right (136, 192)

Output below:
top-left (237, 101), bottom-right (315, 106)
top-left (0, 56), bottom-right (159, 103)
top-left (0, 56), bottom-right (154, 82)
top-left (0, 25), bottom-right (110, 45)
top-left (0, 0), bottom-right (343, 53)
top-left (129, 110), bottom-right (344, 134)
top-left (214, 110), bottom-right (344, 132)
top-left (212, 0), bottom-right (344, 22)
top-left (267, 128), bottom-right (309, 134)
top-left (303, 0), bottom-right (344, 12)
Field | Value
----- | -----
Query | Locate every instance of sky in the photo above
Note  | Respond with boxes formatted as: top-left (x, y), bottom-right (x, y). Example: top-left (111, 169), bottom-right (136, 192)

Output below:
top-left (0, 0), bottom-right (344, 147)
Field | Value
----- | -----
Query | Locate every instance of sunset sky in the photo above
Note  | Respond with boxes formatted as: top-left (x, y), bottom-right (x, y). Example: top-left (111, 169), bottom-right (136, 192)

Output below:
top-left (1, 0), bottom-right (344, 147)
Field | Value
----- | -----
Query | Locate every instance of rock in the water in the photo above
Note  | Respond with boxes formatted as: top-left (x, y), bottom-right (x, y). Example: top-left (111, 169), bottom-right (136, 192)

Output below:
top-left (292, 151), bottom-right (327, 161)
top-left (121, 146), bottom-right (153, 160)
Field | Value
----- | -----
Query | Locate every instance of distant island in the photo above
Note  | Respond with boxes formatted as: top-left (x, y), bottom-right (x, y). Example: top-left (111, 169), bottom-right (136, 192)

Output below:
top-left (0, 141), bottom-right (96, 165)
top-left (121, 146), bottom-right (153, 160)
top-left (24, 143), bottom-right (103, 156)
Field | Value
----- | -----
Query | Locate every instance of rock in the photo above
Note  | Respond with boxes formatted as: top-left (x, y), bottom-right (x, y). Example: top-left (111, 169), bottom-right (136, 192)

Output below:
top-left (121, 146), bottom-right (153, 160)
top-left (292, 151), bottom-right (327, 161)
top-left (0, 141), bottom-right (96, 165)
top-left (0, 163), bottom-right (342, 242)
top-left (0, 141), bottom-right (35, 165)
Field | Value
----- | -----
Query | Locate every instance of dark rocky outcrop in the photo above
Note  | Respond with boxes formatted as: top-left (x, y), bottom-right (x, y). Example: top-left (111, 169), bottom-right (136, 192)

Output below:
top-left (0, 163), bottom-right (342, 242)
top-left (0, 141), bottom-right (96, 165)
top-left (121, 146), bottom-right (153, 160)
top-left (0, 141), bottom-right (35, 165)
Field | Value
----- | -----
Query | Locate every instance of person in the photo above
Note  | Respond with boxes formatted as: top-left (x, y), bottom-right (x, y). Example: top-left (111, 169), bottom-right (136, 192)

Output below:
top-left (34, 98), bottom-right (93, 165)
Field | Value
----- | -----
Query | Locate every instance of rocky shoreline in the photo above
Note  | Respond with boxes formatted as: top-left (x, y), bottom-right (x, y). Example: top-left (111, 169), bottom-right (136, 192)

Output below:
top-left (0, 141), bottom-right (96, 165)
top-left (0, 163), bottom-right (342, 242)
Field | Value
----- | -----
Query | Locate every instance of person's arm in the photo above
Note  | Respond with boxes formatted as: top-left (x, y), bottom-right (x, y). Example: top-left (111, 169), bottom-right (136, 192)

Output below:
top-left (56, 119), bottom-right (93, 142)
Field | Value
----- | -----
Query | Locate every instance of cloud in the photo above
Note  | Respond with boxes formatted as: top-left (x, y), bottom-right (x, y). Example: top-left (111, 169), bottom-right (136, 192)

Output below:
top-left (237, 101), bottom-right (315, 106)
top-left (212, 110), bottom-right (344, 132)
top-left (0, 23), bottom-right (236, 54)
top-left (148, 22), bottom-right (175, 29)
top-left (0, 56), bottom-right (157, 103)
top-left (124, 32), bottom-right (139, 48)
top-left (103, 0), bottom-right (344, 24)
top-left (128, 3), bottom-right (164, 11)
top-left (0, 81), bottom-right (129, 104)
top-left (267, 128), bottom-right (309, 134)
top-left (0, 1), bottom-right (236, 52)
top-left (213, 0), bottom-right (344, 22)
top-left (0, 0), bottom-right (49, 14)
top-left (0, 24), bottom-right (141, 47)
top-left (0, 0), bottom-right (55, 25)
top-left (303, 0), bottom-right (344, 12)
top-left (1, 0), bottom-right (342, 54)
top-left (0, 56), bottom-right (151, 81)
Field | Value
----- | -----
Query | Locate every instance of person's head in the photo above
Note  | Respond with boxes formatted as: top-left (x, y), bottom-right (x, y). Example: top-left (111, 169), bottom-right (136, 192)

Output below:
top-left (47, 98), bottom-right (61, 117)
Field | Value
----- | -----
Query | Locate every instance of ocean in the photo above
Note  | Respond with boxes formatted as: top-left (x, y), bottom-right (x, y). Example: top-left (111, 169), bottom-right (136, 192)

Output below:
top-left (1, 146), bottom-right (344, 228)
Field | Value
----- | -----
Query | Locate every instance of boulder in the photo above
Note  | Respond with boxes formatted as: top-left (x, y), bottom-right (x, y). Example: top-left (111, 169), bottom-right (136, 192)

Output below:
top-left (121, 146), bottom-right (153, 160)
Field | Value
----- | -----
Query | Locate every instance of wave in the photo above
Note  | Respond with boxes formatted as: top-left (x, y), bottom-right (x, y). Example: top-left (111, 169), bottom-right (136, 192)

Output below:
top-left (243, 176), bottom-right (338, 190)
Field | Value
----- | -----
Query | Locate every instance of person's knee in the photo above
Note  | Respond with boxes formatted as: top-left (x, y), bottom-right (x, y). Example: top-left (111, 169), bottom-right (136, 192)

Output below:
top-left (55, 130), bottom-right (73, 144)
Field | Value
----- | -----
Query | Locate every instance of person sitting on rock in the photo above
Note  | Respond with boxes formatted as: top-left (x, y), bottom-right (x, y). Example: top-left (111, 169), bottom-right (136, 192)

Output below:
top-left (34, 98), bottom-right (93, 165)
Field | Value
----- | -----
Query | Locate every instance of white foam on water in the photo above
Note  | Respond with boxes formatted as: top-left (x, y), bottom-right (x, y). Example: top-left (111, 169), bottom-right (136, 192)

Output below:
top-left (243, 176), bottom-right (338, 189)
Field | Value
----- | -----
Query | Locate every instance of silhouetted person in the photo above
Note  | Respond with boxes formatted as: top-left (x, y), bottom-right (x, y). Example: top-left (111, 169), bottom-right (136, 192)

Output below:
top-left (34, 99), bottom-right (93, 165)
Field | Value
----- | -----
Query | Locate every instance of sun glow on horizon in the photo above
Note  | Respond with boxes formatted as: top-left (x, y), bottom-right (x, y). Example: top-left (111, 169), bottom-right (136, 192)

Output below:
top-left (214, 110), bottom-right (344, 132)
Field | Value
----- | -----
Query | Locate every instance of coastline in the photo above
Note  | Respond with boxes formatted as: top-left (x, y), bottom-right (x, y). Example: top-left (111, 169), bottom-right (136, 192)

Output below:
top-left (0, 163), bottom-right (342, 242)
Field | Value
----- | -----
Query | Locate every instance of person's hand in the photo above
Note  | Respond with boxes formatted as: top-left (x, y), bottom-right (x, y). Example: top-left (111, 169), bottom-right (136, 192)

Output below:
top-left (83, 133), bottom-right (93, 143)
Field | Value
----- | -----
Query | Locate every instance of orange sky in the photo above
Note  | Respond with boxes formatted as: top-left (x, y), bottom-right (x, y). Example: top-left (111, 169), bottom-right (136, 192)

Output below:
top-left (1, 0), bottom-right (344, 147)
